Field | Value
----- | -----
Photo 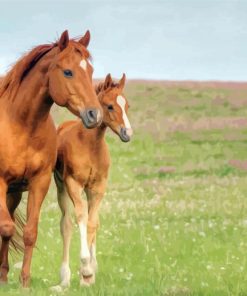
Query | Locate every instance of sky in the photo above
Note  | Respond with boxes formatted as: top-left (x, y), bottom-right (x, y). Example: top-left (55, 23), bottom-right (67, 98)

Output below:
top-left (0, 0), bottom-right (246, 81)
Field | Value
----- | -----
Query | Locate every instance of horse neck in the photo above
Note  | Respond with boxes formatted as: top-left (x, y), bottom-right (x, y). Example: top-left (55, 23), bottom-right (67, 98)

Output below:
top-left (5, 53), bottom-right (55, 129)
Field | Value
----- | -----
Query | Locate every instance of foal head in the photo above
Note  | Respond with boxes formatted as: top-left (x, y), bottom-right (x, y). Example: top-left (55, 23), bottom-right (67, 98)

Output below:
top-left (48, 30), bottom-right (102, 128)
top-left (97, 74), bottom-right (133, 142)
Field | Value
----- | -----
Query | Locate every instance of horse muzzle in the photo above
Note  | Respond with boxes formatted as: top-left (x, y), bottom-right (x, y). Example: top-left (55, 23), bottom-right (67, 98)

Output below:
top-left (119, 127), bottom-right (133, 142)
top-left (80, 108), bottom-right (102, 129)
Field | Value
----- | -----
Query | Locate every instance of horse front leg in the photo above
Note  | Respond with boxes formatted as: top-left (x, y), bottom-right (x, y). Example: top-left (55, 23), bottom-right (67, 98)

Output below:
top-left (0, 179), bottom-right (15, 284)
top-left (65, 176), bottom-right (93, 287)
top-left (0, 191), bottom-right (22, 283)
top-left (0, 180), bottom-right (15, 239)
top-left (20, 170), bottom-right (51, 287)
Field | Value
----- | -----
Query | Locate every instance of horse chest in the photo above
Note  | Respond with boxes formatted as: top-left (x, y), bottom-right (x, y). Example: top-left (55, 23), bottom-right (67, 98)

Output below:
top-left (25, 148), bottom-right (55, 176)
top-left (0, 127), bottom-right (56, 180)
top-left (0, 113), bottom-right (56, 162)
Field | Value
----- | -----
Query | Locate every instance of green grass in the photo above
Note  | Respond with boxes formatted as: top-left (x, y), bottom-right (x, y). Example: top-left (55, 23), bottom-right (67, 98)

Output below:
top-left (2, 81), bottom-right (247, 295)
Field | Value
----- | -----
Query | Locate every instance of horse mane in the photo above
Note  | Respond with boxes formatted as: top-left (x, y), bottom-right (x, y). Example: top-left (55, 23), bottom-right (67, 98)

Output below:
top-left (0, 37), bottom-right (91, 100)
top-left (95, 80), bottom-right (119, 95)
top-left (0, 43), bottom-right (56, 99)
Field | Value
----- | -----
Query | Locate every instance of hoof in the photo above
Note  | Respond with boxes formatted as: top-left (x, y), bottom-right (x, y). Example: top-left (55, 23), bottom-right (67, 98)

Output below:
top-left (80, 273), bottom-right (95, 287)
top-left (19, 274), bottom-right (30, 288)
top-left (0, 265), bottom-right (9, 284)
top-left (0, 272), bottom-right (8, 284)
top-left (0, 278), bottom-right (8, 285)
top-left (80, 258), bottom-right (94, 277)
top-left (60, 263), bottom-right (71, 288)
top-left (0, 222), bottom-right (15, 237)
top-left (80, 258), bottom-right (95, 287)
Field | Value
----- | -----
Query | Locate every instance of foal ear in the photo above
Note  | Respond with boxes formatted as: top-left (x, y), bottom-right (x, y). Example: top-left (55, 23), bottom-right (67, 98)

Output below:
top-left (79, 30), bottom-right (91, 48)
top-left (58, 30), bottom-right (69, 51)
top-left (104, 73), bottom-right (112, 89)
top-left (118, 73), bottom-right (126, 89)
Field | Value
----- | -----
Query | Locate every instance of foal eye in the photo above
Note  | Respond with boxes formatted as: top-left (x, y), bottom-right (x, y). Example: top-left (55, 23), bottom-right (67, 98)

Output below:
top-left (107, 105), bottom-right (114, 111)
top-left (63, 69), bottom-right (73, 78)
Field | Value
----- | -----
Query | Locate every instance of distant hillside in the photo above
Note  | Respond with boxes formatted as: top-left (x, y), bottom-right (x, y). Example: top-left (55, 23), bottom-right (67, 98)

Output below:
top-left (1, 76), bottom-right (247, 91)
top-left (94, 79), bottom-right (247, 90)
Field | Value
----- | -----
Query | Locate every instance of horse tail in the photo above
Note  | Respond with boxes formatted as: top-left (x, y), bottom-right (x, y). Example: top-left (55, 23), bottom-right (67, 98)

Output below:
top-left (9, 208), bottom-right (25, 254)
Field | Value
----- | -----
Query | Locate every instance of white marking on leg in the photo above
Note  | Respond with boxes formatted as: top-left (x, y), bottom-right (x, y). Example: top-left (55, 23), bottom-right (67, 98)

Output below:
top-left (79, 221), bottom-right (90, 259)
top-left (60, 262), bottom-right (71, 287)
top-left (79, 221), bottom-right (94, 282)
top-left (80, 59), bottom-right (87, 71)
top-left (116, 95), bottom-right (133, 136)
top-left (90, 243), bottom-right (96, 259)
top-left (90, 243), bottom-right (98, 272)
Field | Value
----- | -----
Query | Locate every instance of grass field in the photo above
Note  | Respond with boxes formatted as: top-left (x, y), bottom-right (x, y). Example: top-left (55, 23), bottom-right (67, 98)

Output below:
top-left (2, 80), bottom-right (247, 295)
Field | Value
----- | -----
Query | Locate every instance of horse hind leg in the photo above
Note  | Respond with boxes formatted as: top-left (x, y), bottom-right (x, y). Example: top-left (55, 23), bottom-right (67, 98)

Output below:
top-left (0, 191), bottom-right (22, 284)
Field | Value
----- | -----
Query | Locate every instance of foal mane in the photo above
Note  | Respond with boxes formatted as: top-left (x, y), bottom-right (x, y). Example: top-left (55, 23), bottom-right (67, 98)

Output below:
top-left (95, 80), bottom-right (119, 95)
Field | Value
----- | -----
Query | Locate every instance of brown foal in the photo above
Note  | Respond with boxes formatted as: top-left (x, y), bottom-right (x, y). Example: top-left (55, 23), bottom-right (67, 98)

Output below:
top-left (0, 30), bottom-right (102, 287)
top-left (54, 73), bottom-right (133, 288)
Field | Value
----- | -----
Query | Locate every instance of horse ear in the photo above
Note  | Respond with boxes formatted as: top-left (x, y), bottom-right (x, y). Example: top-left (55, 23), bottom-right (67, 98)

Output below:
top-left (118, 73), bottom-right (126, 89)
top-left (104, 73), bottom-right (112, 89)
top-left (79, 30), bottom-right (91, 48)
top-left (58, 30), bottom-right (69, 51)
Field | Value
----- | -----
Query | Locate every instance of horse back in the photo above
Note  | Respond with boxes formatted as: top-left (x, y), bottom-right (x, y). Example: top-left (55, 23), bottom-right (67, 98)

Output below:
top-left (57, 120), bottom-right (78, 135)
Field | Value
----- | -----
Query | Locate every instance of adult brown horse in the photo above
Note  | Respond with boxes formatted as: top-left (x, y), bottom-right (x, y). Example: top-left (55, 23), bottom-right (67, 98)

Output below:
top-left (53, 74), bottom-right (132, 288)
top-left (0, 29), bottom-right (102, 287)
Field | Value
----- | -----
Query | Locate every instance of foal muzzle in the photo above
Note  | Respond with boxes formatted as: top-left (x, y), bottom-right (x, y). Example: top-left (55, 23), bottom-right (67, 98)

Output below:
top-left (80, 108), bottom-right (102, 129)
top-left (119, 127), bottom-right (133, 142)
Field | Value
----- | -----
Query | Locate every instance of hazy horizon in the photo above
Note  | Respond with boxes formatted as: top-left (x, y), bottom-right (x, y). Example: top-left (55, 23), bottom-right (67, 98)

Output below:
top-left (0, 0), bottom-right (246, 81)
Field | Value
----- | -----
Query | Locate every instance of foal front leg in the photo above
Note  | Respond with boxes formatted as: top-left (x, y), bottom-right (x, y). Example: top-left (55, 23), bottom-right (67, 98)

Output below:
top-left (0, 191), bottom-right (22, 283)
top-left (65, 177), bottom-right (93, 286)
top-left (20, 171), bottom-right (51, 287)
top-left (86, 181), bottom-right (106, 281)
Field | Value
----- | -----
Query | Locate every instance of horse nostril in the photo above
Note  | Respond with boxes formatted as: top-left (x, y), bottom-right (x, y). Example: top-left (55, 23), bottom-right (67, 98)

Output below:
top-left (81, 108), bottom-right (102, 128)
top-left (86, 109), bottom-right (97, 123)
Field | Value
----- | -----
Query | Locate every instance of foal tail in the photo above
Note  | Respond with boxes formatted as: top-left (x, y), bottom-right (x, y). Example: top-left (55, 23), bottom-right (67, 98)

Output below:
top-left (54, 168), bottom-right (64, 193)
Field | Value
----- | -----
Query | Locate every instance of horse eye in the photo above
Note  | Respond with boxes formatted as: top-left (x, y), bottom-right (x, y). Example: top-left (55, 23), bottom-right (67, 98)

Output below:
top-left (107, 104), bottom-right (114, 111)
top-left (63, 69), bottom-right (73, 78)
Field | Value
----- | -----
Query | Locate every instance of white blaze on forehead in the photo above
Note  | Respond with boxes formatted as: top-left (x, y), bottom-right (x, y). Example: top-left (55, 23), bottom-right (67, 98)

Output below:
top-left (80, 59), bottom-right (87, 71)
top-left (116, 95), bottom-right (132, 129)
